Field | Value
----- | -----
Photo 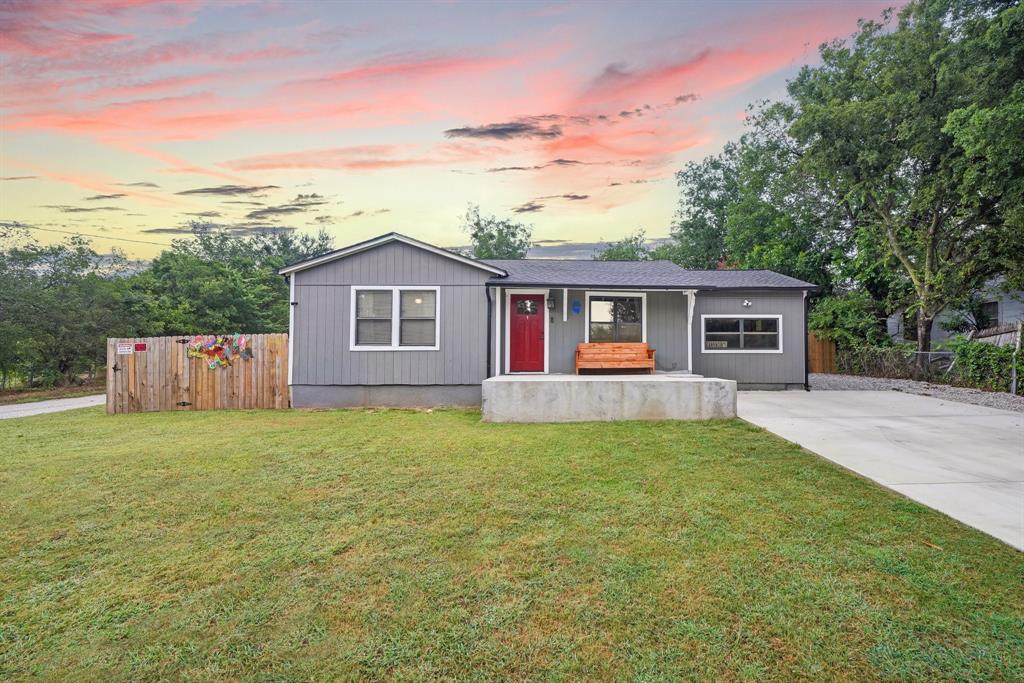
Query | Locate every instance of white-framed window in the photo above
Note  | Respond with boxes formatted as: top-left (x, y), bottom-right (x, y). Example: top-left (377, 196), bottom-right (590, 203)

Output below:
top-left (584, 291), bottom-right (647, 343)
top-left (701, 314), bottom-right (783, 353)
top-left (350, 286), bottom-right (440, 351)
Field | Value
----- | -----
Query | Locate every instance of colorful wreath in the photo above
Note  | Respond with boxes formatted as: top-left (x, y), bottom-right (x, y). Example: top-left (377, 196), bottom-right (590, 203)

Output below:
top-left (187, 333), bottom-right (253, 369)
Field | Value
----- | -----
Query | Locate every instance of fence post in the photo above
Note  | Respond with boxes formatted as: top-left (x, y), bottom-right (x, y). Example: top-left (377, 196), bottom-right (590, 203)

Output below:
top-left (1011, 321), bottom-right (1022, 396)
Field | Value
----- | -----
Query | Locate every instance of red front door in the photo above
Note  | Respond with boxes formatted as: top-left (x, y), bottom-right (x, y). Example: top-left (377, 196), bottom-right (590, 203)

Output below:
top-left (509, 294), bottom-right (545, 372)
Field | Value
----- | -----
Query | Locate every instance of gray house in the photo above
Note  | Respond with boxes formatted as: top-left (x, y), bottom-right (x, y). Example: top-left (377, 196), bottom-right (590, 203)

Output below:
top-left (280, 232), bottom-right (816, 408)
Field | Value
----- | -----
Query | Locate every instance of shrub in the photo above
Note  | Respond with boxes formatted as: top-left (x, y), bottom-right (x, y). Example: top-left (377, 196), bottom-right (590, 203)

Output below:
top-left (836, 339), bottom-right (1021, 394)
top-left (809, 292), bottom-right (890, 347)
top-left (947, 337), bottom-right (1021, 394)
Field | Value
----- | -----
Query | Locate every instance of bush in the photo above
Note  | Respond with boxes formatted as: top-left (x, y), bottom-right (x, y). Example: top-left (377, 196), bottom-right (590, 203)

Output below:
top-left (809, 292), bottom-right (890, 347)
top-left (947, 338), bottom-right (1021, 394)
top-left (836, 339), bottom-right (1021, 394)
top-left (836, 343), bottom-right (948, 381)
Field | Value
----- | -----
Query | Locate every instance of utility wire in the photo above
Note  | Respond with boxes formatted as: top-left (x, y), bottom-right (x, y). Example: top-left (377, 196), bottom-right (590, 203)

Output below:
top-left (8, 224), bottom-right (174, 247)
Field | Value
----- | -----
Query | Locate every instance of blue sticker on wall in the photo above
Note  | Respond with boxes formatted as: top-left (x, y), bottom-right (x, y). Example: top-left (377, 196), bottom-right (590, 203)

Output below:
top-left (571, 300), bottom-right (582, 314)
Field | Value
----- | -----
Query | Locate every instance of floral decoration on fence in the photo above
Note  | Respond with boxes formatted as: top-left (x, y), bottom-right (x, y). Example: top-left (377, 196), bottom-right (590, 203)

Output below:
top-left (187, 334), bottom-right (253, 369)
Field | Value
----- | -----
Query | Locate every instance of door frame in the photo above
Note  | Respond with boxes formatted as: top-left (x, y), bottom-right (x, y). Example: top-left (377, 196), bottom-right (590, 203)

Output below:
top-left (504, 289), bottom-right (549, 374)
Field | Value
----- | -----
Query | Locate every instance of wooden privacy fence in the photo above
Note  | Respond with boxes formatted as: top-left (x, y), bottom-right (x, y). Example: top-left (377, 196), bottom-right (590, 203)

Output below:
top-left (807, 332), bottom-right (837, 374)
top-left (106, 334), bottom-right (288, 414)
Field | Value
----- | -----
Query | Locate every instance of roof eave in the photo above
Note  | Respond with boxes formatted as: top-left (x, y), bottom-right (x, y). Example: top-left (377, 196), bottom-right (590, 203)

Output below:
top-left (279, 232), bottom-right (507, 276)
top-left (487, 281), bottom-right (818, 291)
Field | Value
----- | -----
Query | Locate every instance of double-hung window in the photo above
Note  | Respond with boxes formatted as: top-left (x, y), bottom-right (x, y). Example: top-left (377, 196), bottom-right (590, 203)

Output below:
top-left (702, 315), bottom-right (782, 353)
top-left (351, 286), bottom-right (439, 350)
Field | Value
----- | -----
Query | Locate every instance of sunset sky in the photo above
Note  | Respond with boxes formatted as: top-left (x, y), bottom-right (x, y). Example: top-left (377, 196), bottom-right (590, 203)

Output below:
top-left (1, 0), bottom-right (897, 258)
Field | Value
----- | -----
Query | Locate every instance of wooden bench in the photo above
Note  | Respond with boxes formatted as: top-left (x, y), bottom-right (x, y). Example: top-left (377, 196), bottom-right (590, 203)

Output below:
top-left (575, 342), bottom-right (656, 375)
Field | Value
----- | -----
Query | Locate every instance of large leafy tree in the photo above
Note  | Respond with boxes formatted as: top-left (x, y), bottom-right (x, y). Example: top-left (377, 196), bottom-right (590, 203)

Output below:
top-left (0, 225), bottom-right (143, 386)
top-left (669, 143), bottom-right (739, 268)
top-left (787, 0), bottom-right (1023, 354)
top-left (131, 223), bottom-right (335, 335)
top-left (462, 205), bottom-right (533, 259)
top-left (723, 102), bottom-right (850, 292)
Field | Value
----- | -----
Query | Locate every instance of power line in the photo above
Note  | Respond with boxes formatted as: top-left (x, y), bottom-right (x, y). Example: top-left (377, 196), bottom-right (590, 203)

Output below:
top-left (9, 224), bottom-right (174, 247)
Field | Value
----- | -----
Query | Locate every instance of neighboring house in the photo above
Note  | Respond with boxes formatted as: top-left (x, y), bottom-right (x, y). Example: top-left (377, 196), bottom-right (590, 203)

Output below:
top-left (887, 281), bottom-right (1024, 344)
top-left (280, 232), bottom-right (817, 408)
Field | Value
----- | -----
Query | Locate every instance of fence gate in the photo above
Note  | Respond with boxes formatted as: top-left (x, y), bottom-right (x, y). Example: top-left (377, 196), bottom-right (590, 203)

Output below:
top-left (807, 332), bottom-right (837, 374)
top-left (106, 334), bottom-right (288, 414)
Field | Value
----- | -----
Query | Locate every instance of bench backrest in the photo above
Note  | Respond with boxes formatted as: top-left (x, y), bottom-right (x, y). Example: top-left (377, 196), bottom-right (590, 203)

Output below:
top-left (576, 342), bottom-right (650, 360)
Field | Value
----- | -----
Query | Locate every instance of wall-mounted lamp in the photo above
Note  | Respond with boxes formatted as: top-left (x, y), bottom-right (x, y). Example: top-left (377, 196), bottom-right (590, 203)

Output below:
top-left (546, 298), bottom-right (556, 311)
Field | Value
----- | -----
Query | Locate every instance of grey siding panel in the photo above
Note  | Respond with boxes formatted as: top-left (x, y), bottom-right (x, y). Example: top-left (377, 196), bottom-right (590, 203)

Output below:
top-left (646, 291), bottom-right (688, 372)
top-left (292, 242), bottom-right (491, 386)
top-left (294, 240), bottom-right (492, 287)
top-left (692, 290), bottom-right (806, 384)
top-left (496, 288), bottom-right (690, 374)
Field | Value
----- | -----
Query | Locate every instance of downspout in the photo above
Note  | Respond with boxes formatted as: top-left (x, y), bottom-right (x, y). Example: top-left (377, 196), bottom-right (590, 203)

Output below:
top-left (485, 286), bottom-right (493, 378)
top-left (803, 289), bottom-right (810, 391)
top-left (287, 273), bottom-right (295, 406)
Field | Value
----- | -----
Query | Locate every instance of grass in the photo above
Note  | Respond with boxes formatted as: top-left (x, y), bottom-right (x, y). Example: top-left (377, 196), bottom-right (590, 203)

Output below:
top-left (1, 408), bottom-right (1021, 681)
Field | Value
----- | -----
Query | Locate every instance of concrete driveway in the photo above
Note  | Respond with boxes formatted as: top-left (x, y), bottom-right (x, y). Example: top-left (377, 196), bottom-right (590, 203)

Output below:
top-left (738, 391), bottom-right (1024, 550)
top-left (0, 394), bottom-right (105, 420)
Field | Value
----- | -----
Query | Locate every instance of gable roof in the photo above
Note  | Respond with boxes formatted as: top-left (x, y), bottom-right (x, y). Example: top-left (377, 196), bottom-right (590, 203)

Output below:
top-left (481, 259), bottom-right (817, 290)
top-left (280, 232), bottom-right (816, 290)
top-left (278, 232), bottom-right (508, 276)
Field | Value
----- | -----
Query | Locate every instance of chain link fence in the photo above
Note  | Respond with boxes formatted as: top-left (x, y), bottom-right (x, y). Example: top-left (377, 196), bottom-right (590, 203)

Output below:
top-left (836, 347), bottom-right (954, 382)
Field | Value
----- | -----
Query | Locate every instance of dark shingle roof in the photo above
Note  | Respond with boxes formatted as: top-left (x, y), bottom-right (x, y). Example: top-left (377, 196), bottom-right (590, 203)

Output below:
top-left (481, 259), bottom-right (816, 290)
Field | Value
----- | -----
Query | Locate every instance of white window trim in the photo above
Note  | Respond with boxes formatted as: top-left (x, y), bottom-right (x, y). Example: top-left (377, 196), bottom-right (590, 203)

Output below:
top-left (349, 285), bottom-right (440, 351)
top-left (584, 291), bottom-right (648, 343)
top-left (700, 314), bottom-right (783, 354)
top-left (504, 289), bottom-right (549, 374)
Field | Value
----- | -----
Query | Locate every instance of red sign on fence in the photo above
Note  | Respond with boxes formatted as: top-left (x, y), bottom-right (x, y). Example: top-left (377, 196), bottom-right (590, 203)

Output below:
top-left (134, 342), bottom-right (147, 352)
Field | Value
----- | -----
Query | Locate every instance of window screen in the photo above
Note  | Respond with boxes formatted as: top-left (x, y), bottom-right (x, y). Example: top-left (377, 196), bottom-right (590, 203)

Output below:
top-left (355, 290), bottom-right (392, 345)
top-left (400, 290), bottom-right (436, 346)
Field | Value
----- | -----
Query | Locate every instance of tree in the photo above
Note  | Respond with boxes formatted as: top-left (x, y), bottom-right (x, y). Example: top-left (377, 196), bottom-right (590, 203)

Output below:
top-left (0, 225), bottom-right (143, 386)
top-left (130, 223), bottom-right (335, 335)
top-left (462, 204), bottom-right (532, 259)
top-left (942, 2), bottom-right (1024, 290)
top-left (669, 143), bottom-right (739, 268)
top-left (668, 103), bottom-right (853, 290)
top-left (722, 103), bottom-right (852, 291)
top-left (808, 291), bottom-right (892, 347)
top-left (787, 0), bottom-right (1023, 357)
top-left (595, 230), bottom-right (651, 261)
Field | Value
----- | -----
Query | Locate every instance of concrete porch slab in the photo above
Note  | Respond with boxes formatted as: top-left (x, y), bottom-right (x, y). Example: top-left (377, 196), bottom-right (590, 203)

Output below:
top-left (481, 374), bottom-right (736, 422)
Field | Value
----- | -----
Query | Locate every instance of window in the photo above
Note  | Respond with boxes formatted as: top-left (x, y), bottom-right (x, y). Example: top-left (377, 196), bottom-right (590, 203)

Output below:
top-left (979, 301), bottom-right (999, 329)
top-left (355, 290), bottom-right (393, 346)
top-left (516, 298), bottom-right (539, 315)
top-left (702, 315), bottom-right (782, 353)
top-left (588, 295), bottom-right (643, 342)
top-left (351, 286), bottom-right (439, 350)
top-left (400, 290), bottom-right (436, 346)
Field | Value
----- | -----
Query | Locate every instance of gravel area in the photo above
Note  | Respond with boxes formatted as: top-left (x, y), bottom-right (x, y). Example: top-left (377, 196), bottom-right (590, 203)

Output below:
top-left (809, 373), bottom-right (1024, 413)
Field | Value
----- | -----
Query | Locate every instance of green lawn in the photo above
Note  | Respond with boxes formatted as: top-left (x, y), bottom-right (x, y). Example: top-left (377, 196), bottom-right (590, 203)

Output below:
top-left (1, 408), bottom-right (1021, 681)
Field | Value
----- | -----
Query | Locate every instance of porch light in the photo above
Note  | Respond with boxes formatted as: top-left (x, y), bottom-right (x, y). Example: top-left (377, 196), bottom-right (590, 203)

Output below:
top-left (546, 298), bottom-right (556, 310)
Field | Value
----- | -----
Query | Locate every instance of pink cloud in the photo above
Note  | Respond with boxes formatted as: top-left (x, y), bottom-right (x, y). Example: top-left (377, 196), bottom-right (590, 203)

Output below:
top-left (223, 142), bottom-right (509, 173)
top-left (2, 156), bottom-right (177, 205)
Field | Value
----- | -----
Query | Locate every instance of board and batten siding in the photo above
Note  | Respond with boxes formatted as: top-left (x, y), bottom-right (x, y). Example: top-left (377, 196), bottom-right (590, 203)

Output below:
top-left (691, 290), bottom-right (806, 385)
top-left (291, 241), bottom-right (492, 386)
top-left (493, 288), bottom-right (690, 374)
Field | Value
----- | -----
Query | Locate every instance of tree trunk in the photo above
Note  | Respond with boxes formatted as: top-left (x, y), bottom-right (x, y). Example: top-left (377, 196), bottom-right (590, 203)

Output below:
top-left (915, 314), bottom-right (935, 376)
